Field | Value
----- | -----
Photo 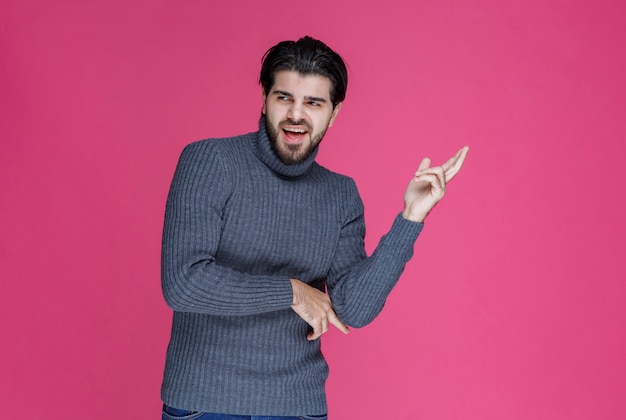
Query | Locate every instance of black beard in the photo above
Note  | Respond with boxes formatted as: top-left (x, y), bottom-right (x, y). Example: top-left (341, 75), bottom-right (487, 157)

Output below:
top-left (265, 118), bottom-right (326, 165)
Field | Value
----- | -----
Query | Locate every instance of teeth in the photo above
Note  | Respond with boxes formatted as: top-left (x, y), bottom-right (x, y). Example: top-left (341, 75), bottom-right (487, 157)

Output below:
top-left (284, 128), bottom-right (306, 133)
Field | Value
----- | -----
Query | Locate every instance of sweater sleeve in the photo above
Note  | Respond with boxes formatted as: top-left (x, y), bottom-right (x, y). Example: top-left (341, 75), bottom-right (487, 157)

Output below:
top-left (161, 141), bottom-right (294, 315)
top-left (326, 183), bottom-right (423, 327)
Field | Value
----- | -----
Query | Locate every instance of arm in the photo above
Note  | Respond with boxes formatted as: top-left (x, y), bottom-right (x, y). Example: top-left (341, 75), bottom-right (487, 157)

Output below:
top-left (161, 141), bottom-right (294, 315)
top-left (328, 147), bottom-right (470, 327)
top-left (326, 198), bottom-right (422, 327)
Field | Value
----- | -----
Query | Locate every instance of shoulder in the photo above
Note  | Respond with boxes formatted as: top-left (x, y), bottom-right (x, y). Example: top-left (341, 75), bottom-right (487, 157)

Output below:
top-left (182, 131), bottom-right (254, 158)
top-left (168, 134), bottom-right (256, 199)
top-left (312, 164), bottom-right (360, 195)
top-left (176, 132), bottom-right (254, 170)
top-left (171, 133), bottom-right (252, 182)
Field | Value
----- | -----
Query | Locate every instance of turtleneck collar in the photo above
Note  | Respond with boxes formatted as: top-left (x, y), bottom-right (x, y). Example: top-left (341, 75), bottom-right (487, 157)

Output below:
top-left (252, 115), bottom-right (318, 178)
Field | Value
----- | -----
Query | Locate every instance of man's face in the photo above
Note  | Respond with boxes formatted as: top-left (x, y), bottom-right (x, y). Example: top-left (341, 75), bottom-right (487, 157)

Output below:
top-left (263, 70), bottom-right (342, 165)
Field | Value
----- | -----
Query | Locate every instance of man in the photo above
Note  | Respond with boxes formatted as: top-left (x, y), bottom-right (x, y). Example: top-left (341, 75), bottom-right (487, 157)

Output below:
top-left (160, 36), bottom-right (468, 419)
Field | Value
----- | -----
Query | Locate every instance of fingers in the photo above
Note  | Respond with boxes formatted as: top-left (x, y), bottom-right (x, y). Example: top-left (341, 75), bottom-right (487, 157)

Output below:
top-left (441, 146), bottom-right (469, 182)
top-left (307, 319), bottom-right (327, 341)
top-left (417, 157), bottom-right (431, 172)
top-left (404, 147), bottom-right (468, 222)
top-left (415, 146), bottom-right (469, 186)
top-left (291, 279), bottom-right (349, 341)
top-left (329, 311), bottom-right (350, 335)
top-left (306, 310), bottom-right (349, 341)
top-left (414, 165), bottom-right (446, 193)
top-left (314, 312), bottom-right (329, 340)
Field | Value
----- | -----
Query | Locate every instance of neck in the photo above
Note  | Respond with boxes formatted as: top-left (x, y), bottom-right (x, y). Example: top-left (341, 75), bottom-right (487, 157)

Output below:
top-left (253, 115), bottom-right (318, 178)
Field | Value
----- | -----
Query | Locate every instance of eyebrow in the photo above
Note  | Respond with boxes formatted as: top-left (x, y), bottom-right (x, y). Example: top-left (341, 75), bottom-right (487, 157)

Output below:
top-left (273, 90), bottom-right (328, 103)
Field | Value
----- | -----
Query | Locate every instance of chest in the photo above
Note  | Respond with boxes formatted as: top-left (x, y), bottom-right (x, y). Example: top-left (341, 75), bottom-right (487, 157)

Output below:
top-left (214, 171), bottom-right (347, 280)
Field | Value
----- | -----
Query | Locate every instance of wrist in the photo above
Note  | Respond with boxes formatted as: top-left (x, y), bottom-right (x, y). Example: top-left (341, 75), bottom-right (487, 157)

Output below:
top-left (290, 278), bottom-right (301, 306)
top-left (402, 207), bottom-right (426, 223)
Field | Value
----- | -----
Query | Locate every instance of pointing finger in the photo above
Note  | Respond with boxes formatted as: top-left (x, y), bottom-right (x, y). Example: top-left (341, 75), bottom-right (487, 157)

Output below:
top-left (329, 312), bottom-right (350, 335)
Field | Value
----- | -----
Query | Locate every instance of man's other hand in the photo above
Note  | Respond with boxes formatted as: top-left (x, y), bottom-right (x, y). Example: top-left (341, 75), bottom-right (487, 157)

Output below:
top-left (290, 278), bottom-right (350, 340)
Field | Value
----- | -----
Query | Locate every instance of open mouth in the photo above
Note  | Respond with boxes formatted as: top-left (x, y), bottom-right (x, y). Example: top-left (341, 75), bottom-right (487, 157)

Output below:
top-left (281, 125), bottom-right (309, 143)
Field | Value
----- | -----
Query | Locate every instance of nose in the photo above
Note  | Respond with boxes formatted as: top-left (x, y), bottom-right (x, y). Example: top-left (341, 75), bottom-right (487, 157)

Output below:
top-left (287, 101), bottom-right (304, 122)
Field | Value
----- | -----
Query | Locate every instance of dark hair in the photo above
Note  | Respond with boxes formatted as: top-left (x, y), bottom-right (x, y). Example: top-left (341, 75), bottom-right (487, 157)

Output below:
top-left (259, 36), bottom-right (348, 107)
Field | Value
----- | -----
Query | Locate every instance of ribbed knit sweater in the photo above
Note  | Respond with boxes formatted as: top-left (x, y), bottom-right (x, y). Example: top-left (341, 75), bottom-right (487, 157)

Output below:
top-left (160, 117), bottom-right (423, 416)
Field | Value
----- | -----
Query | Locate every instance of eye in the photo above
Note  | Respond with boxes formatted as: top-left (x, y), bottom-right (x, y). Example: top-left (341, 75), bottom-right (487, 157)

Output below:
top-left (308, 101), bottom-right (320, 107)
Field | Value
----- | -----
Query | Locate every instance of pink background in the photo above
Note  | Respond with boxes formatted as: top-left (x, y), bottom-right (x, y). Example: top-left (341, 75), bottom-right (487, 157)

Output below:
top-left (2, 0), bottom-right (625, 419)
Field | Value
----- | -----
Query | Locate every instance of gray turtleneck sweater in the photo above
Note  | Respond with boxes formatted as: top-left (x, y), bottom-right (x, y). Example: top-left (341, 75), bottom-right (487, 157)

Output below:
top-left (160, 117), bottom-right (423, 416)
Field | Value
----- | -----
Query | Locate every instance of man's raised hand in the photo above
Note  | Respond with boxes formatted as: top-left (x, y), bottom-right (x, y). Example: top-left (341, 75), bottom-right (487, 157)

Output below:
top-left (402, 146), bottom-right (469, 223)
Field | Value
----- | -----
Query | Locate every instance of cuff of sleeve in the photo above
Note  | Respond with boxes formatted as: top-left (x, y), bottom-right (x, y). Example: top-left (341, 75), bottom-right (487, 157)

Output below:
top-left (376, 213), bottom-right (424, 260)
top-left (392, 212), bottom-right (424, 238)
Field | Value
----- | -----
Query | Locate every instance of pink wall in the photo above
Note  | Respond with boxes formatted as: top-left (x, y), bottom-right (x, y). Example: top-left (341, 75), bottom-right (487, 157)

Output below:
top-left (2, 1), bottom-right (625, 419)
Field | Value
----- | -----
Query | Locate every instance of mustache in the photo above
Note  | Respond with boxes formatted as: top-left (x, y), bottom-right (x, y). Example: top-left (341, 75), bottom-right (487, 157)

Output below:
top-left (279, 119), bottom-right (311, 130)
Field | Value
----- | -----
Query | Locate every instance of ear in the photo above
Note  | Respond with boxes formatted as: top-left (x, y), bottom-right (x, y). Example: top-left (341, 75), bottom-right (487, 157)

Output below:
top-left (261, 87), bottom-right (267, 115)
top-left (328, 102), bottom-right (343, 127)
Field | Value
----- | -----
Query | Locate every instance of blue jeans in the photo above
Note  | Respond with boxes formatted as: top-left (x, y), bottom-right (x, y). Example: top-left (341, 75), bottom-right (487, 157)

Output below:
top-left (162, 405), bottom-right (328, 420)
